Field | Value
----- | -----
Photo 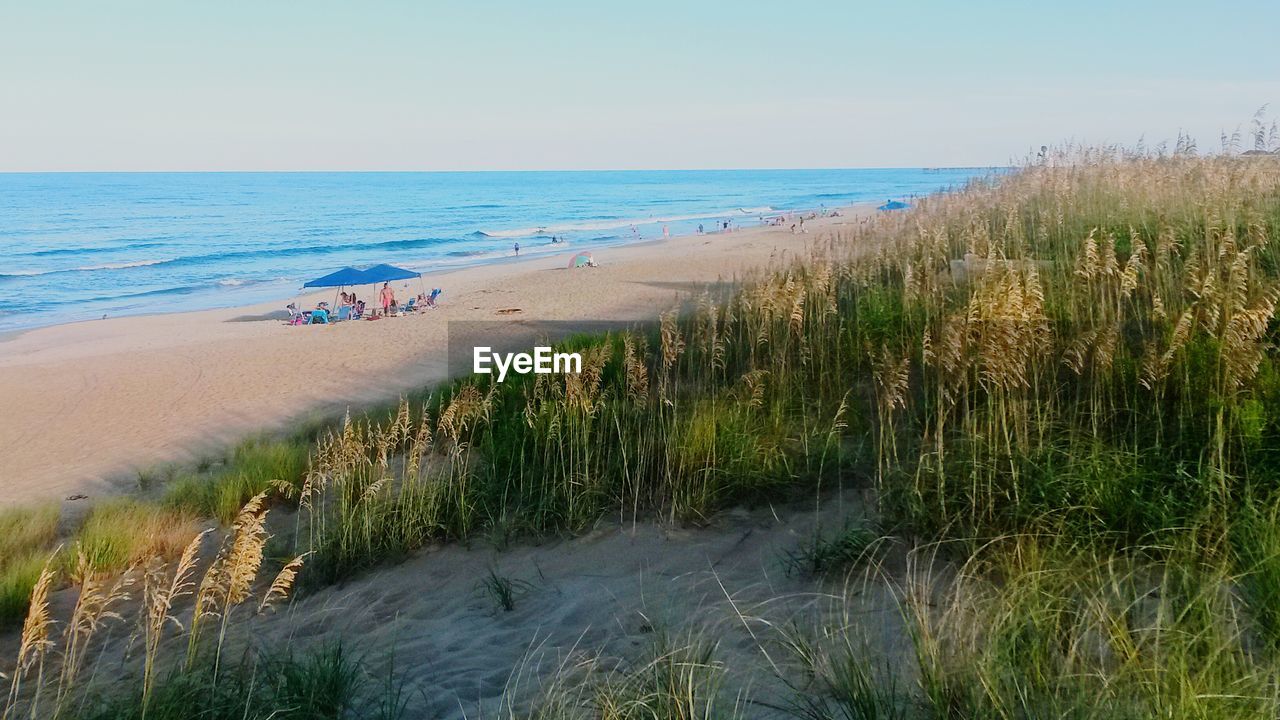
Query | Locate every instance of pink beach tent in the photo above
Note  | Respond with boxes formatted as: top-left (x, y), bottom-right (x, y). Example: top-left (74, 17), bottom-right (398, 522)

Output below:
top-left (567, 251), bottom-right (594, 268)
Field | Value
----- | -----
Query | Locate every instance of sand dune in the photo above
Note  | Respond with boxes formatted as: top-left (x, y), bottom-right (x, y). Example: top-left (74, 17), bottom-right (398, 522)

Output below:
top-left (0, 209), bottom-right (872, 508)
top-left (16, 488), bottom-right (904, 719)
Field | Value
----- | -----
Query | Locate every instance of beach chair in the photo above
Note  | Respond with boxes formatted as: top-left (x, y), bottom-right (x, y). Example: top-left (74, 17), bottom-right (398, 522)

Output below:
top-left (402, 297), bottom-right (417, 313)
top-left (286, 304), bottom-right (307, 325)
top-left (425, 288), bottom-right (441, 309)
top-left (336, 305), bottom-right (352, 322)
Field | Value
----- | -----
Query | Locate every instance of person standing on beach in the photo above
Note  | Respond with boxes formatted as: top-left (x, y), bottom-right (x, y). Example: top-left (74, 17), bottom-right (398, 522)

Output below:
top-left (380, 282), bottom-right (395, 315)
top-left (513, 242), bottom-right (520, 256)
top-left (662, 224), bottom-right (669, 239)
top-left (697, 223), bottom-right (704, 235)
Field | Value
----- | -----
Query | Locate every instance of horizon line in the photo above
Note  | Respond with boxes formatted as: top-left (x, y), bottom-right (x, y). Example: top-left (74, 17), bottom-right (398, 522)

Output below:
top-left (0, 164), bottom-right (1011, 175)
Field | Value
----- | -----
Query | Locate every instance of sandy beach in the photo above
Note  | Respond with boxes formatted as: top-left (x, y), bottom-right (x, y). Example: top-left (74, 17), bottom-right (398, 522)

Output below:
top-left (0, 208), bottom-right (871, 509)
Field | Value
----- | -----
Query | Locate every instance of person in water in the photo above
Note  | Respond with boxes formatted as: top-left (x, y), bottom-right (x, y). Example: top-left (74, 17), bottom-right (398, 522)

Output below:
top-left (513, 242), bottom-right (520, 256)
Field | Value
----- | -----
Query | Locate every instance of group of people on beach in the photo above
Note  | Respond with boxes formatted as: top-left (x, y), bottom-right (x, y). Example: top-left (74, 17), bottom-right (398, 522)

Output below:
top-left (694, 220), bottom-right (736, 235)
top-left (289, 282), bottom-right (441, 325)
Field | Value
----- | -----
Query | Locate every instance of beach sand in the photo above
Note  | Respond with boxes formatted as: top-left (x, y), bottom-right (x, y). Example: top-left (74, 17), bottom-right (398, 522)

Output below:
top-left (0, 208), bottom-right (872, 508)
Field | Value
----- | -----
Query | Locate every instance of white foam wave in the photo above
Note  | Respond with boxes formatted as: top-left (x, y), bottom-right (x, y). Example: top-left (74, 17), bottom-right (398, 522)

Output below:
top-left (2, 258), bottom-right (176, 279)
top-left (479, 207), bottom-right (775, 238)
top-left (74, 258), bottom-right (174, 272)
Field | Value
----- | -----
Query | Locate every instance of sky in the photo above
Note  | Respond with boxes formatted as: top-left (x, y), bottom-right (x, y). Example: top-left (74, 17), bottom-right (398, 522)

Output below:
top-left (1, 0), bottom-right (1278, 171)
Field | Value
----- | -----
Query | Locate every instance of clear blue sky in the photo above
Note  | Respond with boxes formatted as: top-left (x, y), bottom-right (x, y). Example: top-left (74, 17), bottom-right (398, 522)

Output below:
top-left (2, 0), bottom-right (1277, 171)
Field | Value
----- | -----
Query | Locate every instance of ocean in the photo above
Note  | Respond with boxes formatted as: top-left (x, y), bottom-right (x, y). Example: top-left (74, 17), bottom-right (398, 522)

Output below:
top-left (0, 168), bottom-right (989, 333)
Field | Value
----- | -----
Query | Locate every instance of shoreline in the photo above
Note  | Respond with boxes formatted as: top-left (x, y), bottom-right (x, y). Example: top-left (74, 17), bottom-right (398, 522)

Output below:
top-left (0, 204), bottom-right (876, 508)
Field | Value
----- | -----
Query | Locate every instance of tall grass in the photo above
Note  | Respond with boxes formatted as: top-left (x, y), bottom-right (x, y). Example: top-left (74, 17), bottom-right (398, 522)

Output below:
top-left (72, 499), bottom-right (199, 574)
top-left (0, 496), bottom-right (329, 720)
top-left (292, 153), bottom-right (1279, 583)
top-left (283, 149), bottom-right (1279, 716)
top-left (501, 632), bottom-right (737, 720)
top-left (164, 437), bottom-right (309, 524)
top-left (0, 505), bottom-right (59, 627)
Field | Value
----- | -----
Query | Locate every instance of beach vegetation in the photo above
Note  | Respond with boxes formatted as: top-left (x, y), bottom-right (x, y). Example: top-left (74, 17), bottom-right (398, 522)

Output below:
top-left (782, 522), bottom-right (881, 579)
top-left (0, 495), bottom-right (352, 720)
top-left (70, 498), bottom-right (200, 574)
top-left (0, 504), bottom-right (60, 627)
top-left (163, 436), bottom-right (309, 524)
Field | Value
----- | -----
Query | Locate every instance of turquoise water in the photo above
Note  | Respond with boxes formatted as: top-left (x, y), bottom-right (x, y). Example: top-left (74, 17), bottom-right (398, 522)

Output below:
top-left (0, 168), bottom-right (989, 332)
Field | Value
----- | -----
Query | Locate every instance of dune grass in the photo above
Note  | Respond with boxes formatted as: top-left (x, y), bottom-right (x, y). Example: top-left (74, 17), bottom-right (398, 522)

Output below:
top-left (70, 498), bottom-right (201, 574)
top-left (0, 504), bottom-right (60, 627)
top-left (1, 494), bottom-right (320, 720)
top-left (505, 632), bottom-right (736, 720)
top-left (73, 643), bottom-right (404, 720)
top-left (283, 148), bottom-right (1280, 715)
top-left (164, 437), bottom-right (309, 524)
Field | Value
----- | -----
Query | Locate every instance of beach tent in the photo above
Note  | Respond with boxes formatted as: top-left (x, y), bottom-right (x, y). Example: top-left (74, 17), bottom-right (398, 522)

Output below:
top-left (361, 264), bottom-right (421, 283)
top-left (567, 251), bottom-right (594, 268)
top-left (301, 264), bottom-right (426, 317)
top-left (877, 200), bottom-right (910, 211)
top-left (303, 264), bottom-right (420, 289)
top-left (359, 264), bottom-right (428, 311)
top-left (303, 266), bottom-right (370, 288)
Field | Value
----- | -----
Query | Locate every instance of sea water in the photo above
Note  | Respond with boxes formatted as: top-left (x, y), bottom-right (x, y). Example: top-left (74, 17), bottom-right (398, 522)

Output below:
top-left (0, 168), bottom-right (990, 333)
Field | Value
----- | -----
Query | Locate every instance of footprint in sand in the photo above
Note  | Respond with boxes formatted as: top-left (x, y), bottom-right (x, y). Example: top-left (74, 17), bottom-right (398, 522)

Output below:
top-left (495, 308), bottom-right (523, 315)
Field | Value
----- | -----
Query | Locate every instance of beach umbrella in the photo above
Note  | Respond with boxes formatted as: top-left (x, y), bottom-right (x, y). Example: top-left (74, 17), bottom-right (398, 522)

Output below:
top-left (877, 200), bottom-right (910, 211)
top-left (568, 251), bottom-right (594, 268)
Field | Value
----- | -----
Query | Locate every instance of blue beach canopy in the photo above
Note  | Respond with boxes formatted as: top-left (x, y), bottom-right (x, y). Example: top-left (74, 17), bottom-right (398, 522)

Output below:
top-left (302, 264), bottom-right (421, 288)
top-left (361, 264), bottom-right (421, 283)
top-left (878, 200), bottom-right (910, 211)
top-left (303, 266), bottom-right (370, 288)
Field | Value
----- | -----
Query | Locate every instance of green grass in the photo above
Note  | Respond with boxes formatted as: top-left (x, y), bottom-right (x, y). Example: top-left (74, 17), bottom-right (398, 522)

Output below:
top-left (164, 437), bottom-right (309, 524)
top-left (0, 550), bottom-right (52, 629)
top-left (0, 503), bottom-right (60, 626)
top-left (782, 522), bottom-right (880, 578)
top-left (513, 633), bottom-right (734, 720)
top-left (479, 567), bottom-right (532, 612)
top-left (71, 498), bottom-right (198, 573)
top-left (73, 643), bottom-right (405, 720)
